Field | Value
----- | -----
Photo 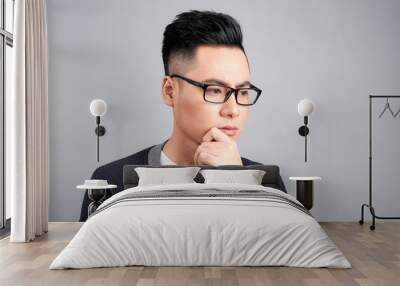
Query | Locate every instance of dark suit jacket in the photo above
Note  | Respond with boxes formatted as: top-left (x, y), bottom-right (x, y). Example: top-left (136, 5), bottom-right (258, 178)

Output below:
top-left (79, 141), bottom-right (285, 222)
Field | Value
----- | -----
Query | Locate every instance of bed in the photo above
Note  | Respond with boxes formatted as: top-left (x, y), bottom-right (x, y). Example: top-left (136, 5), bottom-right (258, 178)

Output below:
top-left (49, 165), bottom-right (351, 269)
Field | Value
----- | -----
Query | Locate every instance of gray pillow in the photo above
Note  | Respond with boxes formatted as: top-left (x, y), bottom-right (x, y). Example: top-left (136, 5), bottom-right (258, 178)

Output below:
top-left (200, 169), bottom-right (266, 185)
top-left (135, 167), bottom-right (201, 186)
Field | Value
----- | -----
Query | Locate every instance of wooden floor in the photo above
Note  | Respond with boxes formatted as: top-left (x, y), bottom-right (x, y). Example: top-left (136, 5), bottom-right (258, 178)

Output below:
top-left (0, 222), bottom-right (399, 286)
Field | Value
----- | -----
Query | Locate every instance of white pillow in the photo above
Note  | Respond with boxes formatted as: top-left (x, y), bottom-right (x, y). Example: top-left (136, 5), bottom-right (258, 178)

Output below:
top-left (135, 167), bottom-right (201, 186)
top-left (200, 169), bottom-right (266, 185)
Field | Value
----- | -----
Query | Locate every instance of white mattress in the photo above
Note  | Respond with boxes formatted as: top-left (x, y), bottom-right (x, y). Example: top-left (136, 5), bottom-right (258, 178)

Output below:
top-left (50, 183), bottom-right (351, 269)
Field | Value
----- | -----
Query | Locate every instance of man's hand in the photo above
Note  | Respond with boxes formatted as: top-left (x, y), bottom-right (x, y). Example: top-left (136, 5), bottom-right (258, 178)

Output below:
top-left (193, 127), bottom-right (243, 166)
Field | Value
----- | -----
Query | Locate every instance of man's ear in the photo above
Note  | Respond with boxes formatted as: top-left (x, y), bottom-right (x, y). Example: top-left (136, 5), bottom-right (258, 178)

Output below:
top-left (161, 76), bottom-right (175, 107)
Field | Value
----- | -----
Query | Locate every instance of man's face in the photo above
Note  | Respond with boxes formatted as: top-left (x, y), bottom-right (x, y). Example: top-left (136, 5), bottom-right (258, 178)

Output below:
top-left (165, 45), bottom-right (250, 144)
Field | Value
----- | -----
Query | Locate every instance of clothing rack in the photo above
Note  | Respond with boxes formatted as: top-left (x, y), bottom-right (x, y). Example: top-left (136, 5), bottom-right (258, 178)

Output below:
top-left (359, 95), bottom-right (400, 230)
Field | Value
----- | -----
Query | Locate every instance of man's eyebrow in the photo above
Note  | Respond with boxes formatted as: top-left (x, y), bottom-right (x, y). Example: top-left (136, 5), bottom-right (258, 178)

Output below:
top-left (202, 78), bottom-right (251, 88)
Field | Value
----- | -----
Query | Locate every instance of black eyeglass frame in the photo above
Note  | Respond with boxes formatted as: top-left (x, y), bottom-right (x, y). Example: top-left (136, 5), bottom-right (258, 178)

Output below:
top-left (169, 74), bottom-right (262, 106)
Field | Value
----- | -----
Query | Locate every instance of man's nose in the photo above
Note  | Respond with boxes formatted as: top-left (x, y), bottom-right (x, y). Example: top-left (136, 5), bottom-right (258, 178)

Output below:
top-left (221, 92), bottom-right (240, 116)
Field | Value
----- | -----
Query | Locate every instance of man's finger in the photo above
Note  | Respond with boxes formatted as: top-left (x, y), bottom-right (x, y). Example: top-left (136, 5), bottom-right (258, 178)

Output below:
top-left (194, 142), bottom-right (222, 164)
top-left (196, 151), bottom-right (218, 166)
top-left (193, 144), bottom-right (205, 165)
top-left (193, 146), bottom-right (200, 165)
top-left (197, 143), bottom-right (221, 157)
top-left (202, 127), bottom-right (231, 143)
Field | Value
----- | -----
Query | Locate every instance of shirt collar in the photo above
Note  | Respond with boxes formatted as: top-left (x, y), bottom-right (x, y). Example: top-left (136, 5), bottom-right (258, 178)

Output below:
top-left (147, 139), bottom-right (169, 166)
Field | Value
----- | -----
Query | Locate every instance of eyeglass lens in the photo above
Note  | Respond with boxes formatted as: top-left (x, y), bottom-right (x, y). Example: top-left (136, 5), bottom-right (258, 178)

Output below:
top-left (205, 85), bottom-right (258, 105)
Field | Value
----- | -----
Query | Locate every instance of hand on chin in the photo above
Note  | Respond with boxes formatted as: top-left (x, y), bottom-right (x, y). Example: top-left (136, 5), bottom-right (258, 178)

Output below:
top-left (193, 127), bottom-right (242, 166)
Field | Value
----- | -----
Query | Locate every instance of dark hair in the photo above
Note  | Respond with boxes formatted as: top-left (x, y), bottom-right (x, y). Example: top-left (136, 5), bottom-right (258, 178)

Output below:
top-left (162, 10), bottom-right (246, 75)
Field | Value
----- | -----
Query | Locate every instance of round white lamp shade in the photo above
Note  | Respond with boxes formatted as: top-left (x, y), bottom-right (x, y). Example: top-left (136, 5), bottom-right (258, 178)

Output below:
top-left (90, 99), bottom-right (107, 117)
top-left (297, 99), bottom-right (315, 116)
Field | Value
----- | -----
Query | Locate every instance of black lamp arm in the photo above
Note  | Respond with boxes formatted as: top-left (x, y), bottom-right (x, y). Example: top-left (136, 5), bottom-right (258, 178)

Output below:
top-left (94, 116), bottom-right (106, 162)
top-left (298, 116), bottom-right (310, 162)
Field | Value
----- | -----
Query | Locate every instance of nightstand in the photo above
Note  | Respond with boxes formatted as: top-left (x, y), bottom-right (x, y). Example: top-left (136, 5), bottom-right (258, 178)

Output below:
top-left (76, 182), bottom-right (117, 217)
top-left (289, 177), bottom-right (321, 210)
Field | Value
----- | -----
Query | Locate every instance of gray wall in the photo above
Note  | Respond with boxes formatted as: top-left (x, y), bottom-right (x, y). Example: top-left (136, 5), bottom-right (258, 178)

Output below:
top-left (47, 0), bottom-right (400, 222)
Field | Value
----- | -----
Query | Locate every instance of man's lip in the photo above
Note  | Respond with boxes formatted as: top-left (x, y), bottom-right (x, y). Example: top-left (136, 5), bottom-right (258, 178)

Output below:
top-left (219, 126), bottom-right (238, 130)
top-left (218, 128), bottom-right (238, 136)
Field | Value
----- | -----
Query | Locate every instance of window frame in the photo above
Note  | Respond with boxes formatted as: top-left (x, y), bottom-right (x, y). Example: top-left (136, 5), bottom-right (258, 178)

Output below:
top-left (0, 0), bottom-right (14, 233)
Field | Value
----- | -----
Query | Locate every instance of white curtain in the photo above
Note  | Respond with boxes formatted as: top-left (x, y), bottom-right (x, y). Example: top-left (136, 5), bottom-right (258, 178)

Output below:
top-left (8, 0), bottom-right (49, 242)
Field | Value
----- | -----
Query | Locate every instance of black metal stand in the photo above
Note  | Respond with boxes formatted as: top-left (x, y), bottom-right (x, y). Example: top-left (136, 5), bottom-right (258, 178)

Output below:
top-left (359, 95), bottom-right (400, 230)
top-left (296, 180), bottom-right (314, 210)
top-left (87, 189), bottom-right (107, 217)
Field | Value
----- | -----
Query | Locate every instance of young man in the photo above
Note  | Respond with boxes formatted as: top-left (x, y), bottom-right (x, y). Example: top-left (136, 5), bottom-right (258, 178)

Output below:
top-left (79, 10), bottom-right (285, 222)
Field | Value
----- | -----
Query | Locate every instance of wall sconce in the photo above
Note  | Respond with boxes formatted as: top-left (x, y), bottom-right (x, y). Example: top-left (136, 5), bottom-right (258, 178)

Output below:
top-left (89, 99), bottom-right (107, 162)
top-left (297, 99), bottom-right (315, 162)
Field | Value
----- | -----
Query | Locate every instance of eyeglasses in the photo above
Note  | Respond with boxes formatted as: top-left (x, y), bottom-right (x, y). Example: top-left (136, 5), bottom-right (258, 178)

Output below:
top-left (169, 74), bottom-right (262, 106)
